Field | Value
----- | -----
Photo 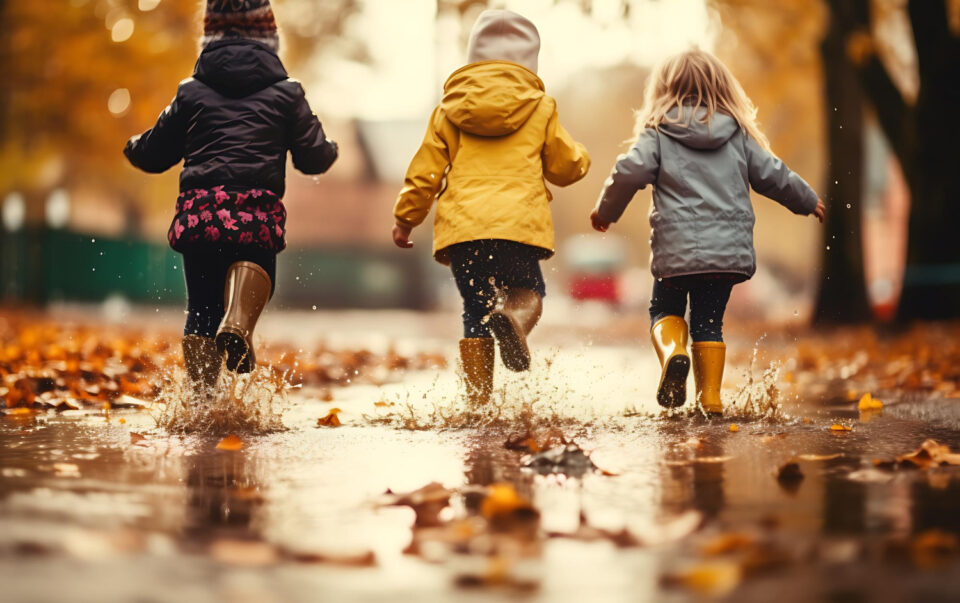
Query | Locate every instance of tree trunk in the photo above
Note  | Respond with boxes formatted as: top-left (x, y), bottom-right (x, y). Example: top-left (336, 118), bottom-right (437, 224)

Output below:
top-left (894, 0), bottom-right (960, 320)
top-left (813, 0), bottom-right (872, 325)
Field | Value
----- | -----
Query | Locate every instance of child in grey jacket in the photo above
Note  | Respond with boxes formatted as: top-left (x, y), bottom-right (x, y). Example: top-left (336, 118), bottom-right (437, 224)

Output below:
top-left (591, 49), bottom-right (825, 416)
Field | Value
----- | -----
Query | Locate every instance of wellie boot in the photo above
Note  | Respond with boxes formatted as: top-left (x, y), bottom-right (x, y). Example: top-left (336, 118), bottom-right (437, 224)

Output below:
top-left (692, 341), bottom-right (726, 417)
top-left (182, 334), bottom-right (220, 397)
top-left (216, 261), bottom-right (272, 374)
top-left (459, 338), bottom-right (494, 405)
top-left (650, 315), bottom-right (690, 408)
top-left (488, 288), bottom-right (542, 372)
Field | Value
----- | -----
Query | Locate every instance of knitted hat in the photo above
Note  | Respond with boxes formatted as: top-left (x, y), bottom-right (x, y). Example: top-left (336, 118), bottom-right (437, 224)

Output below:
top-left (201, 0), bottom-right (279, 52)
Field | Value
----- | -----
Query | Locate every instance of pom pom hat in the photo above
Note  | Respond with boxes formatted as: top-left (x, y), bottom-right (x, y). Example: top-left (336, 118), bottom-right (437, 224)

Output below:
top-left (201, 0), bottom-right (279, 52)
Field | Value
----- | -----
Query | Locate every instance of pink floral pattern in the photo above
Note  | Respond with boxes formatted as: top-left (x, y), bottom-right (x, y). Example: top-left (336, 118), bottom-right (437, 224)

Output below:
top-left (168, 187), bottom-right (286, 252)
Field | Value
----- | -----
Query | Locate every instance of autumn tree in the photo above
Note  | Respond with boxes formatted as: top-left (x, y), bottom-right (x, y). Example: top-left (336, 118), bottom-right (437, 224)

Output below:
top-left (852, 0), bottom-right (960, 321)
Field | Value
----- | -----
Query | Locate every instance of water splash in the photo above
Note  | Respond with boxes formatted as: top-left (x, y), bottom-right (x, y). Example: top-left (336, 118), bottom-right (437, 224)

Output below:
top-left (152, 365), bottom-right (287, 435)
top-left (725, 337), bottom-right (786, 420)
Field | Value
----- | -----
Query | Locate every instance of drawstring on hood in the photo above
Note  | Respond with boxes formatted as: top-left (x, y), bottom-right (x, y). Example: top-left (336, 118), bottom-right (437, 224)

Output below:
top-left (657, 105), bottom-right (741, 150)
top-left (467, 9), bottom-right (540, 74)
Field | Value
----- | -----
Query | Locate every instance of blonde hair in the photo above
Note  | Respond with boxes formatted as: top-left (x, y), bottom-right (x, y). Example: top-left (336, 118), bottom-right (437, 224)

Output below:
top-left (635, 49), bottom-right (770, 151)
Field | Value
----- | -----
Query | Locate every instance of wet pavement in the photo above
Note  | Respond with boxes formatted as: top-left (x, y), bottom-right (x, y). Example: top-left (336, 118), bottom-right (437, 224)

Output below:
top-left (3, 309), bottom-right (960, 602)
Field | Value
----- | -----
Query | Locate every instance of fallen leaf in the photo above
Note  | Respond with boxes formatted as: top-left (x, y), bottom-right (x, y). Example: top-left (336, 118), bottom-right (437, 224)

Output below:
top-left (284, 548), bottom-right (376, 567)
top-left (880, 439), bottom-right (960, 470)
top-left (382, 482), bottom-right (453, 527)
top-left (700, 532), bottom-right (756, 556)
top-left (728, 424), bottom-right (739, 433)
top-left (830, 423), bottom-right (853, 432)
top-left (373, 401), bottom-right (394, 408)
top-left (664, 561), bottom-right (742, 597)
top-left (857, 392), bottom-right (883, 411)
top-left (317, 408), bottom-right (342, 427)
top-left (796, 453), bottom-right (842, 461)
top-left (129, 432), bottom-right (147, 445)
top-left (216, 434), bottom-right (244, 451)
top-left (5, 407), bottom-right (37, 416)
top-left (910, 530), bottom-right (959, 568)
top-left (776, 461), bottom-right (804, 492)
top-left (209, 539), bottom-right (278, 567)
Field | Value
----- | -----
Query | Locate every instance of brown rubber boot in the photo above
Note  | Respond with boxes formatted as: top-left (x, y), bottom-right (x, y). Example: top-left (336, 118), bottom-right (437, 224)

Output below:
top-left (692, 341), bottom-right (726, 417)
top-left (182, 334), bottom-right (220, 396)
top-left (459, 338), bottom-right (494, 405)
top-left (650, 315), bottom-right (690, 408)
top-left (488, 288), bottom-right (542, 372)
top-left (216, 261), bottom-right (272, 374)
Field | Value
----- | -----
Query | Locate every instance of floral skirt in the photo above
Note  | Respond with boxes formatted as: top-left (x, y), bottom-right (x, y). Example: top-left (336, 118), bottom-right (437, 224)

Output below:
top-left (167, 186), bottom-right (287, 253)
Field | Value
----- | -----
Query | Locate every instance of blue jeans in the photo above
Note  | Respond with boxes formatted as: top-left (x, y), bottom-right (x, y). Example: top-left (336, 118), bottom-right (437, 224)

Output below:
top-left (649, 274), bottom-right (742, 342)
top-left (448, 240), bottom-right (547, 338)
top-left (180, 244), bottom-right (276, 337)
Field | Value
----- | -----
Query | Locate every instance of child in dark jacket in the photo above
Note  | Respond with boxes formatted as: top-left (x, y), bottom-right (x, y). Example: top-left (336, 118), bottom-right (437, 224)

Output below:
top-left (591, 49), bottom-right (824, 416)
top-left (124, 0), bottom-right (337, 395)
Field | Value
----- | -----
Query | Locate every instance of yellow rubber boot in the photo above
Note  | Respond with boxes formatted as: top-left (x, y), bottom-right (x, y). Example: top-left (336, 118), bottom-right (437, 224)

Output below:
top-left (459, 338), bottom-right (494, 405)
top-left (692, 341), bottom-right (726, 416)
top-left (650, 315), bottom-right (690, 408)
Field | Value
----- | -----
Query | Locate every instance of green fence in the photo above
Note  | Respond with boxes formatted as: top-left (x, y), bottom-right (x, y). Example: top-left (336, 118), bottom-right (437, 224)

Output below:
top-left (0, 228), bottom-right (432, 309)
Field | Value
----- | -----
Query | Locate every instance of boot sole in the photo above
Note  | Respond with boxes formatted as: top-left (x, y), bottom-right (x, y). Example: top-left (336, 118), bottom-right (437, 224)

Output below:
top-left (488, 312), bottom-right (530, 372)
top-left (657, 355), bottom-right (690, 408)
top-left (216, 332), bottom-right (253, 374)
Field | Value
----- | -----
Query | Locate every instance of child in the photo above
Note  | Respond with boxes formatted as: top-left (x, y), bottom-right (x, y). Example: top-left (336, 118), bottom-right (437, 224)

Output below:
top-left (591, 49), bottom-right (824, 415)
top-left (392, 10), bottom-right (590, 404)
top-left (124, 0), bottom-right (337, 395)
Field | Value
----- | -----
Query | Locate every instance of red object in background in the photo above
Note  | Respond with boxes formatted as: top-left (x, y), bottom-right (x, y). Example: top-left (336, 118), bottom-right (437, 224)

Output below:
top-left (569, 274), bottom-right (619, 303)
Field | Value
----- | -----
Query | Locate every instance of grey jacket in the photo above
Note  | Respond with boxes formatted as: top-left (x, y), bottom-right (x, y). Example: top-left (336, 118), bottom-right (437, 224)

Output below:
top-left (595, 107), bottom-right (818, 279)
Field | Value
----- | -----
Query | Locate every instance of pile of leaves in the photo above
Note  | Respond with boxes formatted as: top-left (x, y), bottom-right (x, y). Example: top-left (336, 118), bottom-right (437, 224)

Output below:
top-left (781, 322), bottom-right (960, 403)
top-left (0, 313), bottom-right (447, 412)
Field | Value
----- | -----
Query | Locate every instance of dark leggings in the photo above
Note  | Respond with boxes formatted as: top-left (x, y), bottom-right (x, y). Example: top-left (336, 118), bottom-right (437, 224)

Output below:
top-left (448, 240), bottom-right (547, 338)
top-left (180, 244), bottom-right (276, 337)
top-left (649, 274), bottom-right (742, 342)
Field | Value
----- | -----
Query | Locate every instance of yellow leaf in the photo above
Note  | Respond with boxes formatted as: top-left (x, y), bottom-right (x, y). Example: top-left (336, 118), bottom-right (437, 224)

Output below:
top-left (857, 392), bottom-right (883, 411)
top-left (216, 434), bottom-right (244, 450)
top-left (728, 424), bottom-right (739, 432)
top-left (6, 407), bottom-right (37, 416)
top-left (118, 417), bottom-right (126, 424)
top-left (481, 483), bottom-right (535, 519)
top-left (830, 423), bottom-right (853, 432)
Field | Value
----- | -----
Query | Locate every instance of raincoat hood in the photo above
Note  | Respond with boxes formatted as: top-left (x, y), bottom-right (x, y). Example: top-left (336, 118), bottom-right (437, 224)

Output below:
top-left (467, 9), bottom-right (540, 74)
top-left (194, 39), bottom-right (288, 99)
top-left (658, 106), bottom-right (741, 150)
top-left (441, 61), bottom-right (545, 137)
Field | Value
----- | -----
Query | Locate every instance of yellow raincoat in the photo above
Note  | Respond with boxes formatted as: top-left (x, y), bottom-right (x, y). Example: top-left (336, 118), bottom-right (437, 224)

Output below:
top-left (393, 61), bottom-right (591, 264)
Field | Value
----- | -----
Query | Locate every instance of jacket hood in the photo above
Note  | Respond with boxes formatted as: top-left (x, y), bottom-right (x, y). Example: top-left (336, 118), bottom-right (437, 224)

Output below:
top-left (467, 9), bottom-right (540, 74)
top-left (441, 61), bottom-right (545, 137)
top-left (658, 106), bottom-right (741, 150)
top-left (194, 39), bottom-right (288, 98)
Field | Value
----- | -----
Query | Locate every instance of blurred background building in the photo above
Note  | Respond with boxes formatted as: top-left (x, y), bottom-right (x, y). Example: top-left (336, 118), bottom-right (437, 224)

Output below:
top-left (1, 0), bottom-right (955, 323)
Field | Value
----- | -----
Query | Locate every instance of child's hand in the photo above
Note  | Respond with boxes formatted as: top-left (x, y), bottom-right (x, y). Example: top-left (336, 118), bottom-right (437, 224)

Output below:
top-left (590, 209), bottom-right (611, 233)
top-left (392, 223), bottom-right (414, 248)
top-left (813, 198), bottom-right (826, 224)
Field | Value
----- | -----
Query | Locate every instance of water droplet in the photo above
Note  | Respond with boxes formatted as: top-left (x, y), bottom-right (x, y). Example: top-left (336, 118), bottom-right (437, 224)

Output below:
top-left (846, 203), bottom-right (851, 209)
top-left (312, 305), bottom-right (317, 310)
top-left (826, 245), bottom-right (831, 250)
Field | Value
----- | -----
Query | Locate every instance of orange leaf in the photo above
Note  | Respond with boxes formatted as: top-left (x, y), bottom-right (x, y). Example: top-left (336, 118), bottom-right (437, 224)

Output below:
top-left (6, 407), bottom-right (37, 416)
top-left (728, 424), bottom-right (739, 433)
top-left (857, 393), bottom-right (883, 411)
top-left (216, 434), bottom-right (244, 450)
top-left (317, 409), bottom-right (342, 427)
top-left (830, 424), bottom-right (853, 432)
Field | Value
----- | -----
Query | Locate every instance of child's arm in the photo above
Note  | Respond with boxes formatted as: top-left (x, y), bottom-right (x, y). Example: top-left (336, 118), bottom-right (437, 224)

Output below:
top-left (744, 135), bottom-right (819, 216)
top-left (288, 82), bottom-right (338, 175)
top-left (123, 87), bottom-right (186, 173)
top-left (592, 128), bottom-right (660, 229)
top-left (392, 107), bottom-right (452, 248)
top-left (542, 105), bottom-right (590, 187)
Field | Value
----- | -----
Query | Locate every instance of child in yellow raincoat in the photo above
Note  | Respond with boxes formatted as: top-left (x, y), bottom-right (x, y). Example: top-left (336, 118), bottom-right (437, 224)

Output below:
top-left (392, 9), bottom-right (590, 404)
